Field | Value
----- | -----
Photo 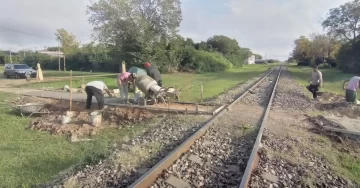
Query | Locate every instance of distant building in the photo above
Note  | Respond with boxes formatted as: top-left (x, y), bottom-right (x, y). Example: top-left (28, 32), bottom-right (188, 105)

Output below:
top-left (37, 50), bottom-right (63, 58)
top-left (247, 55), bottom-right (255, 64)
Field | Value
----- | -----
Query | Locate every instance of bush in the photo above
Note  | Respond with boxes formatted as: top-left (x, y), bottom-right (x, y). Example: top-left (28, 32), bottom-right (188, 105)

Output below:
top-left (191, 50), bottom-right (233, 73)
top-left (318, 63), bottom-right (332, 69)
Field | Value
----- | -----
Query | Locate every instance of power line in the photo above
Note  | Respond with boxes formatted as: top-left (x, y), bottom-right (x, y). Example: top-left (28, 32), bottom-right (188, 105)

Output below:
top-left (0, 26), bottom-right (56, 40)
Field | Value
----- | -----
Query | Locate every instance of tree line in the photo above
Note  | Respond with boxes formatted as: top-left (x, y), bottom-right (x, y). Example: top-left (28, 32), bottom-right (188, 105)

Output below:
top-left (1, 0), bottom-right (262, 73)
top-left (290, 0), bottom-right (360, 73)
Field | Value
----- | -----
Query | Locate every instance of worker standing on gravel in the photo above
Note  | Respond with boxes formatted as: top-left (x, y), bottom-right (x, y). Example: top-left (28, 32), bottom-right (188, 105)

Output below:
top-left (144, 62), bottom-right (162, 87)
top-left (306, 65), bottom-right (323, 100)
top-left (85, 81), bottom-right (112, 110)
top-left (117, 72), bottom-right (135, 103)
top-left (343, 76), bottom-right (360, 104)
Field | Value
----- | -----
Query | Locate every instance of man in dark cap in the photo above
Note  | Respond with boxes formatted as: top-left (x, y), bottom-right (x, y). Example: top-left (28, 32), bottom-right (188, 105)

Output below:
top-left (144, 62), bottom-right (162, 87)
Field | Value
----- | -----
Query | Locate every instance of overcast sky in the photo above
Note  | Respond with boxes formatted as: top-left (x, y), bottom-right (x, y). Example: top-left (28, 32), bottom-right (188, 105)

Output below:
top-left (0, 0), bottom-right (349, 60)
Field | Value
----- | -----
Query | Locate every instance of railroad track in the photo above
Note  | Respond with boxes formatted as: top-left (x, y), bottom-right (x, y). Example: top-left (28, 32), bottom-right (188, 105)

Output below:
top-left (129, 66), bottom-right (282, 188)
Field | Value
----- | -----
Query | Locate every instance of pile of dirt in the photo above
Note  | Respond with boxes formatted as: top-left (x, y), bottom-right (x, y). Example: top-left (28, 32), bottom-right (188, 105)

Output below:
top-left (318, 92), bottom-right (344, 103)
top-left (11, 96), bottom-right (155, 141)
top-left (28, 108), bottom-right (154, 141)
top-left (307, 115), bottom-right (360, 144)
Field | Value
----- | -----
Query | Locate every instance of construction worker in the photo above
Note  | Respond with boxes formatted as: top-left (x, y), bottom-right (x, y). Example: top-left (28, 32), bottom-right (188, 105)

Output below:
top-left (85, 81), bottom-right (112, 110)
top-left (306, 65), bottom-right (323, 100)
top-left (144, 62), bottom-right (162, 87)
top-left (343, 76), bottom-right (360, 104)
top-left (128, 66), bottom-right (147, 102)
top-left (117, 72), bottom-right (135, 103)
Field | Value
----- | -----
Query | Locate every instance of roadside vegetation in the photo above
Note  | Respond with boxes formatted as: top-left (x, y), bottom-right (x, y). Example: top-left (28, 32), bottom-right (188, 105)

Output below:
top-left (22, 64), bottom-right (276, 102)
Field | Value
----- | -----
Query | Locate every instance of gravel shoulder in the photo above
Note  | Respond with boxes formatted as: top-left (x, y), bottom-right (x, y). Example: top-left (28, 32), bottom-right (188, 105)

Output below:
top-left (250, 68), bottom-right (360, 188)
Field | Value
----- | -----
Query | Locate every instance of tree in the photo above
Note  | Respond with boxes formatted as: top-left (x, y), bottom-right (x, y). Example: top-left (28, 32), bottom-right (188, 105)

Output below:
top-left (309, 33), bottom-right (340, 64)
top-left (322, 0), bottom-right (360, 43)
top-left (55, 28), bottom-right (79, 71)
top-left (292, 36), bottom-right (311, 61)
top-left (206, 35), bottom-right (240, 54)
top-left (254, 54), bottom-right (262, 59)
top-left (87, 0), bottom-right (182, 65)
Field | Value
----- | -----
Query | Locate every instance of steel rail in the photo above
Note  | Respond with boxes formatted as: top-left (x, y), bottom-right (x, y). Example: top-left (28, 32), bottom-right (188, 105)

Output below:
top-left (129, 67), bottom-right (279, 188)
top-left (239, 66), bottom-right (282, 188)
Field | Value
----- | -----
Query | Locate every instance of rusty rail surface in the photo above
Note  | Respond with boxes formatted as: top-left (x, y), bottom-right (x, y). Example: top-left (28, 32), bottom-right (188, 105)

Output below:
top-left (239, 67), bottom-right (282, 188)
top-left (129, 67), bottom-right (279, 188)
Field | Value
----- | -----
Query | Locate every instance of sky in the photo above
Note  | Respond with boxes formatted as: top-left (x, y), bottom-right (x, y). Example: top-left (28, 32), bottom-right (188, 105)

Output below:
top-left (0, 0), bottom-right (350, 60)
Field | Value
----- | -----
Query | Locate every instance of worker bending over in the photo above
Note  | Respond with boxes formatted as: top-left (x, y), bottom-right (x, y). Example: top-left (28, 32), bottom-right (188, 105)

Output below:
top-left (85, 81), bottom-right (112, 110)
top-left (128, 66), bottom-right (147, 101)
top-left (306, 65), bottom-right (323, 100)
top-left (343, 76), bottom-right (360, 104)
top-left (144, 62), bottom-right (162, 87)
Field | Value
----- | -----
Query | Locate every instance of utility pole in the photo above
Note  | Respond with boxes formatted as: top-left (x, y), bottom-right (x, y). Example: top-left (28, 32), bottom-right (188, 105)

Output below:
top-left (9, 49), bottom-right (12, 63)
top-left (58, 41), bottom-right (61, 71)
top-left (20, 45), bottom-right (25, 58)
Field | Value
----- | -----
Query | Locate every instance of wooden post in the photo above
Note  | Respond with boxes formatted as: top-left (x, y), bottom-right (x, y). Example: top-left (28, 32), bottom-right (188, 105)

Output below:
top-left (122, 61), bottom-right (126, 73)
top-left (69, 70), bottom-right (73, 111)
top-left (200, 83), bottom-right (204, 103)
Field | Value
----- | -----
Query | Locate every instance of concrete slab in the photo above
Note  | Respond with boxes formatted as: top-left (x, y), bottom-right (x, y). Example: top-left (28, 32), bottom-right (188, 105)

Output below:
top-left (262, 172), bottom-right (279, 183)
top-left (325, 116), bottom-right (360, 133)
top-left (165, 175), bottom-right (191, 188)
top-left (188, 154), bottom-right (203, 164)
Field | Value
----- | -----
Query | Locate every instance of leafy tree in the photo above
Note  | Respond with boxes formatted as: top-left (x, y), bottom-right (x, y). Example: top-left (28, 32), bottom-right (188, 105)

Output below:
top-left (322, 0), bottom-right (360, 43)
top-left (55, 28), bottom-right (80, 71)
top-left (207, 35), bottom-right (240, 54)
top-left (254, 54), bottom-right (262, 60)
top-left (195, 41), bottom-right (212, 51)
top-left (87, 0), bottom-right (182, 65)
top-left (292, 36), bottom-right (311, 61)
top-left (164, 35), bottom-right (185, 72)
top-left (309, 33), bottom-right (340, 64)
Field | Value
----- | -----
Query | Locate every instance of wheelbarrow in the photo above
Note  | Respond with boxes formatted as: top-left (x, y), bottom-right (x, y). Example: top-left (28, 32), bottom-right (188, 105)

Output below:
top-left (13, 103), bottom-right (50, 117)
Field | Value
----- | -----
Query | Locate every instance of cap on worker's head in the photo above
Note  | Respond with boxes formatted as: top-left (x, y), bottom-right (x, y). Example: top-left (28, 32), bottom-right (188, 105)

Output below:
top-left (313, 65), bottom-right (318, 69)
top-left (144, 62), bottom-right (151, 68)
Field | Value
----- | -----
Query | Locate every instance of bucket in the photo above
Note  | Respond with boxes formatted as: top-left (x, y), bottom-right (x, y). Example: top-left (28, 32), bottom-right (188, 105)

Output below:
top-left (66, 111), bottom-right (74, 118)
top-left (62, 115), bottom-right (71, 125)
top-left (90, 111), bottom-right (102, 127)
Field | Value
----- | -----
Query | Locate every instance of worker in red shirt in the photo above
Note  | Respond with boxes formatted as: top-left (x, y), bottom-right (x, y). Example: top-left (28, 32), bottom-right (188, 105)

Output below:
top-left (144, 62), bottom-right (162, 87)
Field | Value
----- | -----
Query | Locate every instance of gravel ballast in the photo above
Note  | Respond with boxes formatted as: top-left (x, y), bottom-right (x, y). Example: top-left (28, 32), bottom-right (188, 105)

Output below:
top-left (250, 68), bottom-right (359, 188)
top-left (152, 68), bottom-right (280, 188)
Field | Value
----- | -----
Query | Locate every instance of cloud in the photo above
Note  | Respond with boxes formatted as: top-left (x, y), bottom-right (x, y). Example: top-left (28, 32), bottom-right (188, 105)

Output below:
top-left (179, 0), bottom-right (349, 60)
top-left (0, 0), bottom-right (92, 51)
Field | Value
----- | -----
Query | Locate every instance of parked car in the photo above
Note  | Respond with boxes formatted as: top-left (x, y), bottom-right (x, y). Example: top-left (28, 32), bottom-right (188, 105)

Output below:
top-left (3, 64), bottom-right (36, 79)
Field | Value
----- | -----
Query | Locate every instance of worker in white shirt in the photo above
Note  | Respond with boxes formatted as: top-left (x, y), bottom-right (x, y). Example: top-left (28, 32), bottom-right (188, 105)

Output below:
top-left (85, 81), bottom-right (112, 109)
top-left (306, 65), bottom-right (323, 100)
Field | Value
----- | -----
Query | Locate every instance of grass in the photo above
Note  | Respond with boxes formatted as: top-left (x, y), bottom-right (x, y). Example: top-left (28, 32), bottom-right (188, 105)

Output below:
top-left (22, 64), bottom-right (277, 102)
top-left (0, 92), bottom-right (151, 187)
top-left (288, 64), bottom-right (359, 99)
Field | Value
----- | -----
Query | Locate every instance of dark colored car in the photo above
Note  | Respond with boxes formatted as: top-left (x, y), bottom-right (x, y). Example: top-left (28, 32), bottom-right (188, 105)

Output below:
top-left (3, 64), bottom-right (37, 79)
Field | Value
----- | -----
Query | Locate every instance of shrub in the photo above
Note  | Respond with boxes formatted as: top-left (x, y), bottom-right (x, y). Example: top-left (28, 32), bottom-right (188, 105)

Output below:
top-left (318, 63), bottom-right (332, 69)
top-left (191, 50), bottom-right (233, 73)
